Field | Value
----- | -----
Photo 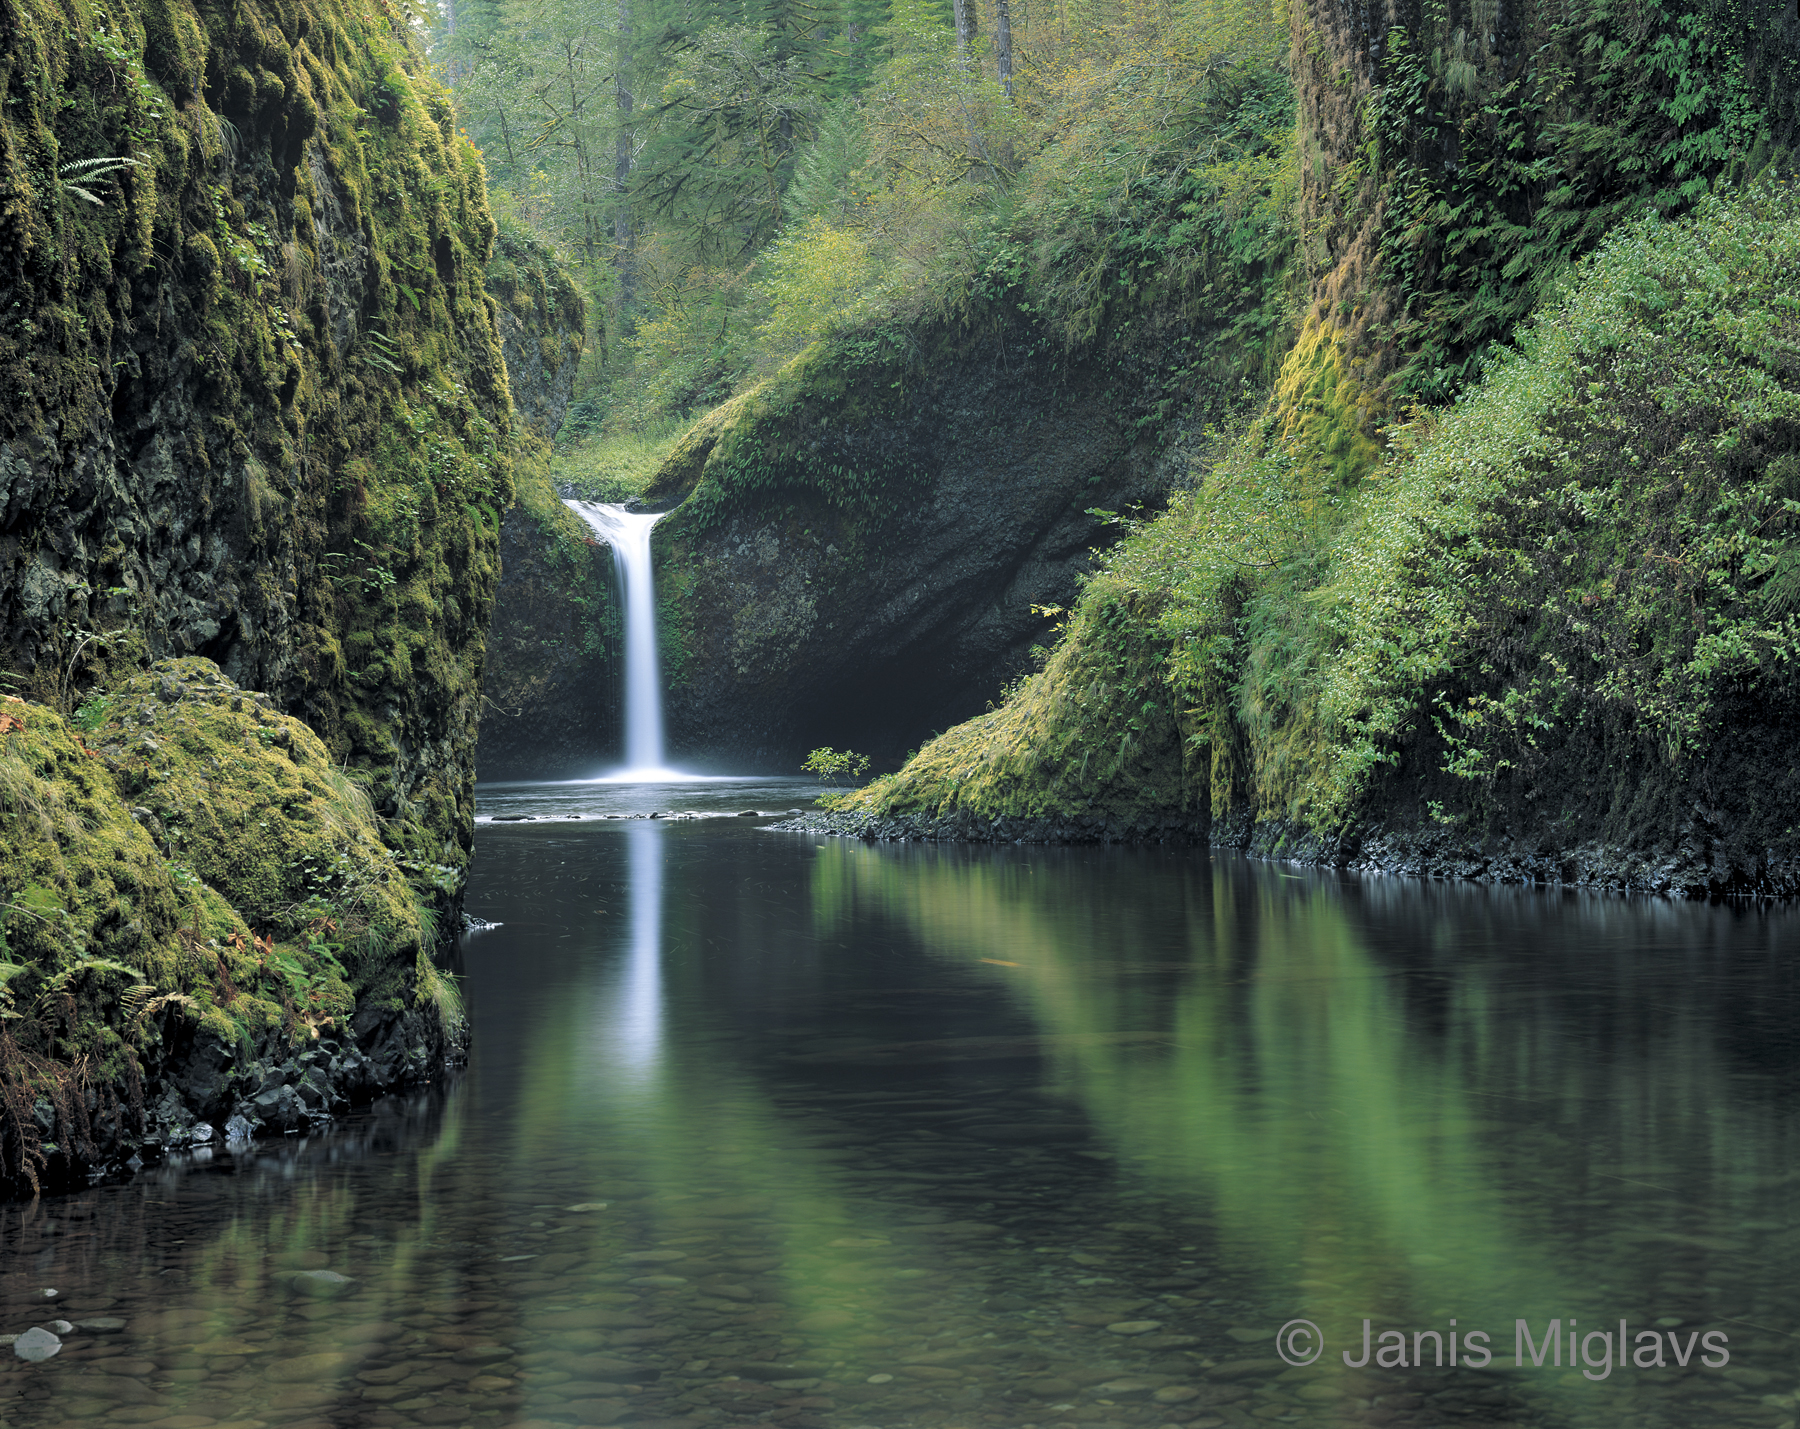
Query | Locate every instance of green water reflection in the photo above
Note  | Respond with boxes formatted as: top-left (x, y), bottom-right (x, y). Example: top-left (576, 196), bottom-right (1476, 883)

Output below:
top-left (809, 839), bottom-right (1800, 1401)
top-left (2, 823), bottom-right (1797, 1429)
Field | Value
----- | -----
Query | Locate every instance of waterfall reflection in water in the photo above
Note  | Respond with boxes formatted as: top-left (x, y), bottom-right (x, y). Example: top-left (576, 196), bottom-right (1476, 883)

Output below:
top-left (0, 820), bottom-right (1795, 1429)
top-left (606, 821), bottom-right (665, 1086)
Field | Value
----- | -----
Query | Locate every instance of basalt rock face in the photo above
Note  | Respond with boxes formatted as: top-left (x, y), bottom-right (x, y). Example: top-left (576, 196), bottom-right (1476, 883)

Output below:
top-left (0, 0), bottom-right (513, 923)
top-left (487, 221), bottom-right (585, 447)
top-left (477, 483), bottom-right (620, 781)
top-left (473, 233), bottom-right (617, 782)
top-left (645, 316), bottom-right (1222, 773)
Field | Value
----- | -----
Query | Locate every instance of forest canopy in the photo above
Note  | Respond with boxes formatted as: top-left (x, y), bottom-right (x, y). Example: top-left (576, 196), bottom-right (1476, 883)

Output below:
top-left (436, 0), bottom-right (1297, 443)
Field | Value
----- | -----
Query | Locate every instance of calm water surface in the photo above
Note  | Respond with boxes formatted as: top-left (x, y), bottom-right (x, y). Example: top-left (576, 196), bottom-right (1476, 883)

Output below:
top-left (2, 779), bottom-right (1799, 1429)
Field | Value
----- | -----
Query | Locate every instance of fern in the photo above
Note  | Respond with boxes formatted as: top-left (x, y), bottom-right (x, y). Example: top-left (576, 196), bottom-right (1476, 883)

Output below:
top-left (58, 154), bottom-right (145, 207)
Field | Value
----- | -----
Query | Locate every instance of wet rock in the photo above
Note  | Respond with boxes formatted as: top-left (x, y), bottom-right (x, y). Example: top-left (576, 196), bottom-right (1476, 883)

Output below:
top-left (267, 1351), bottom-right (360, 1381)
top-left (1096, 1377), bottom-right (1170, 1398)
top-left (14, 1326), bottom-right (61, 1361)
top-left (285, 1270), bottom-right (354, 1298)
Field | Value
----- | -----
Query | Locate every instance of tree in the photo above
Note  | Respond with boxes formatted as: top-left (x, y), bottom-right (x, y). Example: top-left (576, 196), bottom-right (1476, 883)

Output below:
top-left (639, 25), bottom-right (821, 258)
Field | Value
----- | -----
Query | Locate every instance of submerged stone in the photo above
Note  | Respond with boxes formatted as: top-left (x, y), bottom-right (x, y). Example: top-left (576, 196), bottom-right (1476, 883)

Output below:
top-left (14, 1327), bottom-right (61, 1361)
top-left (287, 1270), bottom-right (354, 1298)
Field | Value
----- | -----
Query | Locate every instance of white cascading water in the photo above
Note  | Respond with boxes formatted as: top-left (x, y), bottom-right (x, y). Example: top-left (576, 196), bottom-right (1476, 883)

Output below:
top-left (567, 501), bottom-right (687, 782)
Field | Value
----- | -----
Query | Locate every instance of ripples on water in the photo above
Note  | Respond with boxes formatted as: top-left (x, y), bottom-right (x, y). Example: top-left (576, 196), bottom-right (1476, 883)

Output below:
top-left (2, 781), bottom-right (1798, 1429)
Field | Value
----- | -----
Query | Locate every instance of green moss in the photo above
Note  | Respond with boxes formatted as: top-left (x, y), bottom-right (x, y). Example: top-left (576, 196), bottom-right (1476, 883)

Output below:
top-left (852, 581), bottom-right (1200, 825)
top-left (0, 654), bottom-right (450, 1184)
top-left (647, 330), bottom-right (931, 538)
top-left (90, 657), bottom-right (425, 974)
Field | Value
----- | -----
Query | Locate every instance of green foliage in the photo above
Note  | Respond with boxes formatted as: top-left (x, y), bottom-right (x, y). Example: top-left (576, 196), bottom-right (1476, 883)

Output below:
top-left (552, 421), bottom-right (688, 503)
top-left (1311, 186), bottom-right (1800, 810)
top-left (1368, 0), bottom-right (1799, 398)
top-left (460, 0), bottom-right (1298, 441)
top-left (56, 153), bottom-right (146, 207)
top-left (803, 746), bottom-right (871, 785)
top-left (861, 184), bottom-right (1800, 841)
top-left (69, 694), bottom-right (114, 734)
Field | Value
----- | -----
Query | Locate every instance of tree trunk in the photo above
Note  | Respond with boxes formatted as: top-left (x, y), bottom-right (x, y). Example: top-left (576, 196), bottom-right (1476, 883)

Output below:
top-left (993, 0), bottom-right (1012, 98)
top-left (614, 0), bottom-right (636, 309)
top-left (952, 0), bottom-right (976, 70)
top-left (564, 46), bottom-right (602, 271)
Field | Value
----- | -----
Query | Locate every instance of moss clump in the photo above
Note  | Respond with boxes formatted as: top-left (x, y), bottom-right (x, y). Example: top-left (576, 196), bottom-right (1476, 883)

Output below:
top-left (645, 329), bottom-right (932, 538)
top-left (89, 658), bottom-right (426, 988)
top-left (849, 584), bottom-right (1200, 829)
top-left (0, 656), bottom-right (458, 1188)
top-left (0, 687), bottom-right (244, 1185)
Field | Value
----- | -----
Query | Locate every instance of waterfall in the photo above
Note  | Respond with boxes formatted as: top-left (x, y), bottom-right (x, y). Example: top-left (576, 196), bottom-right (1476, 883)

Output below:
top-left (567, 501), bottom-right (679, 780)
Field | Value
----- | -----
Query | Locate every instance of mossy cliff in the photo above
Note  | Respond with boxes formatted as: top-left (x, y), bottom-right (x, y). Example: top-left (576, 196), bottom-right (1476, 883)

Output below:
top-left (473, 228), bottom-right (615, 781)
top-left (485, 217), bottom-right (583, 444)
top-left (0, 0), bottom-right (512, 918)
top-left (800, 0), bottom-right (1800, 895)
top-left (0, 657), bottom-right (460, 1192)
top-left (478, 451), bottom-right (621, 780)
top-left (837, 187), bottom-right (1800, 895)
top-left (640, 297), bottom-right (1277, 771)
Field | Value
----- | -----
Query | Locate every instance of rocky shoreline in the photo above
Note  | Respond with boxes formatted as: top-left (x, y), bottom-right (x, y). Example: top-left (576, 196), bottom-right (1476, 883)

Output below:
top-left (767, 809), bottom-right (1798, 899)
top-left (764, 808), bottom-right (1210, 845)
top-left (31, 981), bottom-right (465, 1196)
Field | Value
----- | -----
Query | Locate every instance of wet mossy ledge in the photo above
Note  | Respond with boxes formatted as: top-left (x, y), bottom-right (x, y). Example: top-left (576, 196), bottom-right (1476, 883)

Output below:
top-left (0, 657), bottom-right (462, 1194)
top-left (807, 190), bottom-right (1800, 898)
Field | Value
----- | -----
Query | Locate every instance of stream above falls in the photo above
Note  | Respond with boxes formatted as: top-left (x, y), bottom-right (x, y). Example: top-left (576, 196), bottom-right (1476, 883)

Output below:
top-left (0, 795), bottom-right (1797, 1429)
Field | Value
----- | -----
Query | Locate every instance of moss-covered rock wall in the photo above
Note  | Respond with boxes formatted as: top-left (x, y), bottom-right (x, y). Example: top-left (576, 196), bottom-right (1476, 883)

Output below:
top-left (486, 216), bottom-right (583, 443)
top-left (787, 2), bottom-right (1800, 896)
top-left (835, 187), bottom-right (1800, 895)
top-left (0, 656), bottom-right (460, 1192)
top-left (0, 0), bottom-right (512, 918)
top-left (471, 225), bottom-right (617, 781)
top-left (639, 309), bottom-right (1242, 773)
top-left (477, 456), bottom-right (620, 780)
